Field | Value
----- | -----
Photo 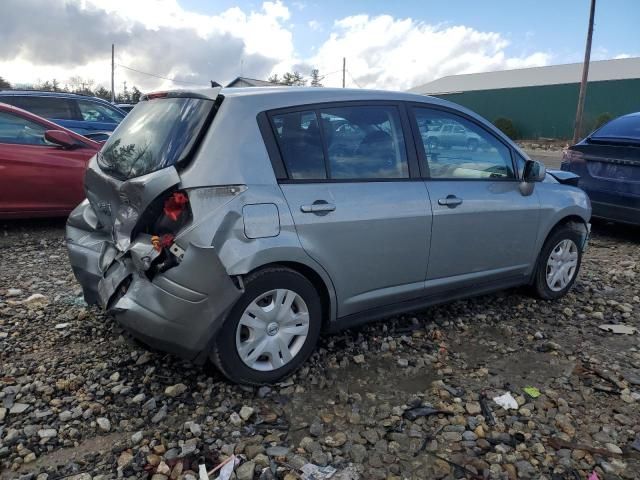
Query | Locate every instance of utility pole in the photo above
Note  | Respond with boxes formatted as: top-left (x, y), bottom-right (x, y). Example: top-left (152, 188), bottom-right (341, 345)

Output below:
top-left (342, 57), bottom-right (346, 88)
top-left (111, 44), bottom-right (115, 103)
top-left (572, 0), bottom-right (596, 144)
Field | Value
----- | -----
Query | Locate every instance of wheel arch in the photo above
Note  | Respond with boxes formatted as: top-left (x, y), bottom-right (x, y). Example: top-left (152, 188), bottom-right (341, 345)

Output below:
top-left (244, 260), bottom-right (336, 331)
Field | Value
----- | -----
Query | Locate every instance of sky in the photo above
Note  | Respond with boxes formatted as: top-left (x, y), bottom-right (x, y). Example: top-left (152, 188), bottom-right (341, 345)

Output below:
top-left (0, 0), bottom-right (638, 93)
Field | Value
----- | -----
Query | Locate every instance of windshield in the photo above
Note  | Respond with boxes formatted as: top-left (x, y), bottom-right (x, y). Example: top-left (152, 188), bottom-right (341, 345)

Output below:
top-left (590, 114), bottom-right (640, 143)
top-left (97, 97), bottom-right (214, 180)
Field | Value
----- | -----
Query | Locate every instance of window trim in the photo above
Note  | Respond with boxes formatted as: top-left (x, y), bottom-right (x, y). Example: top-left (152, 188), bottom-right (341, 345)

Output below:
top-left (259, 100), bottom-right (420, 183)
top-left (407, 102), bottom-right (520, 182)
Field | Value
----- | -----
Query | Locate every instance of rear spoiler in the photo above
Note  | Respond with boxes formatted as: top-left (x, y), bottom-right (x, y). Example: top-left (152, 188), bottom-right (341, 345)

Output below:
top-left (547, 169), bottom-right (580, 187)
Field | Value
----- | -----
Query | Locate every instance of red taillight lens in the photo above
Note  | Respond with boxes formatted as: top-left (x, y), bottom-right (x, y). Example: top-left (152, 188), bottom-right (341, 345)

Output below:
top-left (562, 149), bottom-right (585, 163)
top-left (163, 191), bottom-right (189, 221)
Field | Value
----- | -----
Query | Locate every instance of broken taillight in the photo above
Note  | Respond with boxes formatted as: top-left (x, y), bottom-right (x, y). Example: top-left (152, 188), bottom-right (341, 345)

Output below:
top-left (163, 191), bottom-right (189, 221)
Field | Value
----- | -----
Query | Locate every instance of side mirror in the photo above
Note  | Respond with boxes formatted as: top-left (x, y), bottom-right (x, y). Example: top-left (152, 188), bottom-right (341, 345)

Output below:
top-left (523, 159), bottom-right (546, 182)
top-left (45, 130), bottom-right (76, 149)
top-left (520, 159), bottom-right (546, 196)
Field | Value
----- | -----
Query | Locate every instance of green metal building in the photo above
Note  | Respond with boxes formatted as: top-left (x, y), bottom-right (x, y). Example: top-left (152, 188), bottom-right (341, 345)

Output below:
top-left (408, 57), bottom-right (640, 140)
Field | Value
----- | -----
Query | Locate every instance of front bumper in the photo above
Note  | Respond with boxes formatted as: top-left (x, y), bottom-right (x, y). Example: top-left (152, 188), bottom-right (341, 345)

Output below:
top-left (66, 202), bottom-right (242, 362)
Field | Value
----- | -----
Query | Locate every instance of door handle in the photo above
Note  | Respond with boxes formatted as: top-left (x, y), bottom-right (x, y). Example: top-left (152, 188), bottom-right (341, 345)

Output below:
top-left (300, 200), bottom-right (336, 214)
top-left (438, 195), bottom-right (463, 208)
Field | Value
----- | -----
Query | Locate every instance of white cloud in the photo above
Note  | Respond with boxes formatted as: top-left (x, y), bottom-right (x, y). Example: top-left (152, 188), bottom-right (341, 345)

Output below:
top-left (1, 2), bottom-right (556, 93)
top-left (308, 14), bottom-right (550, 90)
top-left (308, 20), bottom-right (322, 31)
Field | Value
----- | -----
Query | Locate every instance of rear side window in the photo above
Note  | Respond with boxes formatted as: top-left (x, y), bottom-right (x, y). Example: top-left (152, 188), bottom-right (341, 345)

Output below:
top-left (591, 114), bottom-right (640, 141)
top-left (271, 104), bottom-right (409, 180)
top-left (413, 107), bottom-right (514, 180)
top-left (0, 111), bottom-right (48, 145)
top-left (320, 106), bottom-right (408, 179)
top-left (77, 100), bottom-right (125, 123)
top-left (271, 111), bottom-right (327, 180)
top-left (98, 97), bottom-right (214, 180)
top-left (5, 96), bottom-right (76, 120)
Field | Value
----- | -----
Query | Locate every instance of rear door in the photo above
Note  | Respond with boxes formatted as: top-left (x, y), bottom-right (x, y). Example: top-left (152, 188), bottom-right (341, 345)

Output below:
top-left (267, 102), bottom-right (432, 318)
top-left (4, 96), bottom-right (79, 131)
top-left (0, 111), bottom-right (90, 215)
top-left (409, 105), bottom-right (540, 291)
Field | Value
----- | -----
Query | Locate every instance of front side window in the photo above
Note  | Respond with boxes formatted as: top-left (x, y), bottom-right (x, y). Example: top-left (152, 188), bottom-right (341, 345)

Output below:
top-left (0, 112), bottom-right (48, 145)
top-left (98, 96), bottom-right (214, 180)
top-left (320, 106), bottom-right (408, 179)
top-left (8, 96), bottom-right (76, 120)
top-left (77, 100), bottom-right (125, 123)
top-left (413, 108), bottom-right (514, 180)
top-left (271, 110), bottom-right (327, 180)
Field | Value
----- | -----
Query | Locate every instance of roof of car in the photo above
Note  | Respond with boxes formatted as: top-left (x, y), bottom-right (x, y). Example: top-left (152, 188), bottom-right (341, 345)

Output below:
top-left (0, 89), bottom-right (113, 103)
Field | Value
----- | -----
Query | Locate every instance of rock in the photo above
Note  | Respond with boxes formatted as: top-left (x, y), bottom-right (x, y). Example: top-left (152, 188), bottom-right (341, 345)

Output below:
top-left (432, 458), bottom-right (451, 478)
top-left (350, 444), bottom-right (367, 463)
top-left (229, 412), bottom-right (242, 426)
top-left (397, 358), bottom-right (409, 368)
top-left (353, 354), bottom-right (365, 364)
top-left (97, 417), bottom-right (111, 432)
top-left (23, 293), bottom-right (49, 307)
top-left (9, 403), bottom-right (30, 414)
top-left (118, 450), bottom-right (134, 468)
top-left (605, 443), bottom-right (623, 454)
top-left (442, 431), bottom-right (462, 442)
top-left (152, 405), bottom-right (167, 423)
top-left (6, 288), bottom-right (22, 297)
top-left (266, 446), bottom-right (289, 457)
top-left (462, 431), bottom-right (478, 441)
top-left (239, 406), bottom-right (255, 421)
top-left (0, 408), bottom-right (6, 421)
top-left (465, 402), bottom-right (481, 415)
top-left (164, 383), bottom-right (187, 398)
top-left (236, 460), bottom-right (256, 480)
top-left (59, 410), bottom-right (73, 422)
top-left (131, 431), bottom-right (144, 444)
top-left (324, 431), bottom-right (347, 447)
top-left (38, 429), bottom-right (57, 439)
top-left (132, 393), bottom-right (146, 403)
top-left (515, 460), bottom-right (536, 478)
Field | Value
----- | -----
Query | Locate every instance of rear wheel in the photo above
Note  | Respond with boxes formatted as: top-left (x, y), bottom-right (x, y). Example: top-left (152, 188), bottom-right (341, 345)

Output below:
top-left (211, 267), bottom-right (322, 385)
top-left (532, 225), bottom-right (583, 300)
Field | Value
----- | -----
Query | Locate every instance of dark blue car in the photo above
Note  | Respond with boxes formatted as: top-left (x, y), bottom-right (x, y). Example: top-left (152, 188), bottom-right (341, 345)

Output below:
top-left (562, 112), bottom-right (640, 226)
top-left (0, 90), bottom-right (125, 140)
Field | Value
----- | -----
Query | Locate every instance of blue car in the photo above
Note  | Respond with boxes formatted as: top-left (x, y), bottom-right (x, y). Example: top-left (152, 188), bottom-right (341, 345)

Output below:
top-left (561, 112), bottom-right (640, 226)
top-left (0, 90), bottom-right (125, 139)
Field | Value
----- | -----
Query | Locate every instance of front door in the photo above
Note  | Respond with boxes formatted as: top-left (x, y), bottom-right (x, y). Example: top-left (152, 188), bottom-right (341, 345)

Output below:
top-left (270, 104), bottom-right (432, 317)
top-left (411, 106), bottom-right (541, 291)
top-left (0, 111), bottom-right (88, 215)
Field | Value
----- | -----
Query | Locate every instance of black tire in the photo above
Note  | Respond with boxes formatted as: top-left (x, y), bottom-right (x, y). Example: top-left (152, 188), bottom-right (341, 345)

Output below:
top-left (532, 224), bottom-right (584, 300)
top-left (467, 138), bottom-right (479, 151)
top-left (211, 267), bottom-right (322, 385)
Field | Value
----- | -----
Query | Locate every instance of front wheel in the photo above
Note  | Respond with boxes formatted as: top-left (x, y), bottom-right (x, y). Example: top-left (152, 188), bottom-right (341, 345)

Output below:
top-left (532, 225), bottom-right (583, 300)
top-left (211, 267), bottom-right (322, 385)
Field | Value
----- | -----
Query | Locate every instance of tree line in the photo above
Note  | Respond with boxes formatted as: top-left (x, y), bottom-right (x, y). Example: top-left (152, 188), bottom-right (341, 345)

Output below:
top-left (268, 69), bottom-right (323, 87)
top-left (0, 75), bottom-right (142, 103)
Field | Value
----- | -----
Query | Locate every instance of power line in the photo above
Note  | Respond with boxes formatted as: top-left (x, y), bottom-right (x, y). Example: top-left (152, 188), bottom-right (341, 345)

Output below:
top-left (115, 63), bottom-right (206, 86)
top-left (346, 70), bottom-right (362, 89)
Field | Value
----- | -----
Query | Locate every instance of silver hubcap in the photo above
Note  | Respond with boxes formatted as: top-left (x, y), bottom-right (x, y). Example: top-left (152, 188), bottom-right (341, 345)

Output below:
top-left (546, 239), bottom-right (578, 291)
top-left (236, 289), bottom-right (309, 371)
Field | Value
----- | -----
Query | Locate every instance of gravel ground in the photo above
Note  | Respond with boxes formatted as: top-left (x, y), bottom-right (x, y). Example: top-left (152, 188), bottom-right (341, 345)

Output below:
top-left (1, 219), bottom-right (639, 480)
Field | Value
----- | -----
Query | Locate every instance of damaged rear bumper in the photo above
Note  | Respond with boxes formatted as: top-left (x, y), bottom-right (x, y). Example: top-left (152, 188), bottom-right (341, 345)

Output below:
top-left (66, 201), bottom-right (242, 362)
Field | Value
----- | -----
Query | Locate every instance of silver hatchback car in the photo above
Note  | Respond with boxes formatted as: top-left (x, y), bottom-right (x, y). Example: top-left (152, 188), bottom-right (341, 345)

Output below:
top-left (66, 87), bottom-right (591, 384)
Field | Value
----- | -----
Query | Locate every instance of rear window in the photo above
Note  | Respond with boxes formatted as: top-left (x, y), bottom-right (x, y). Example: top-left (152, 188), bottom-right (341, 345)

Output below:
top-left (591, 115), bottom-right (640, 142)
top-left (97, 97), bottom-right (214, 180)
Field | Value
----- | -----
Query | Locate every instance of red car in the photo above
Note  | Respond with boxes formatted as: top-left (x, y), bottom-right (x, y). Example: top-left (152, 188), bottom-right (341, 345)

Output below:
top-left (0, 102), bottom-right (101, 219)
